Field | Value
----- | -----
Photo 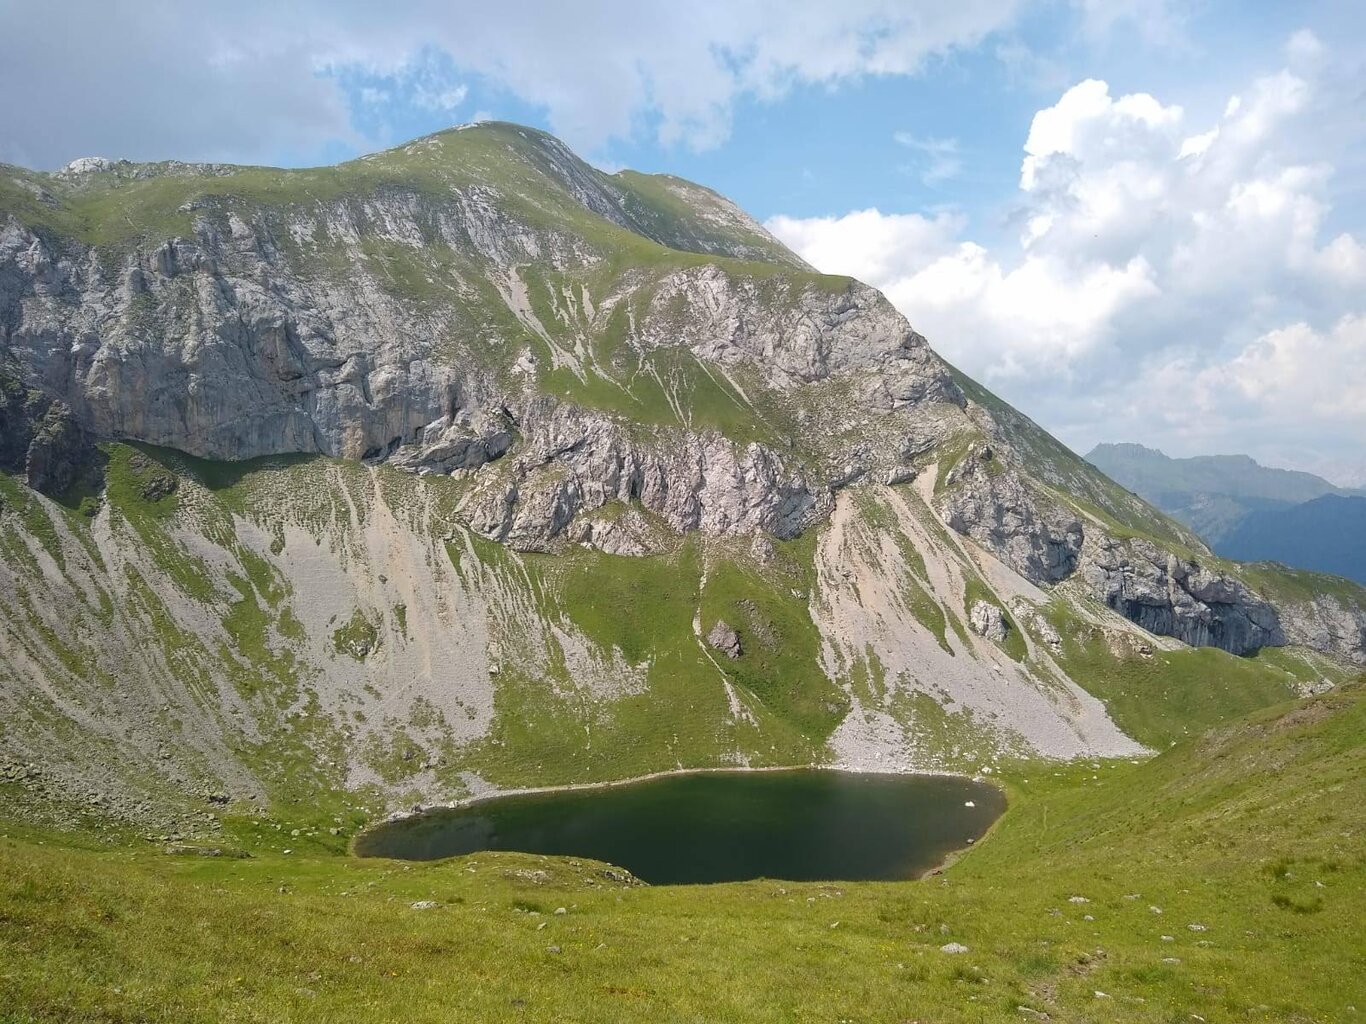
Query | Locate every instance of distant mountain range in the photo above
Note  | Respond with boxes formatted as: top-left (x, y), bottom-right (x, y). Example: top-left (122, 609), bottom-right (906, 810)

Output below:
top-left (1220, 494), bottom-right (1366, 585)
top-left (1087, 443), bottom-right (1366, 584)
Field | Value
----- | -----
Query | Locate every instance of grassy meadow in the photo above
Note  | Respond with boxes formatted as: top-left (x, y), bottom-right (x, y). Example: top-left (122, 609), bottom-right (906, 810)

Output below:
top-left (2, 682), bottom-right (1362, 1023)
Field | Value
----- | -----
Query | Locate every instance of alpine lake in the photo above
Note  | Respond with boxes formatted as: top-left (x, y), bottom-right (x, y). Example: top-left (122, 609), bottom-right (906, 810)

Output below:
top-left (355, 769), bottom-right (1006, 884)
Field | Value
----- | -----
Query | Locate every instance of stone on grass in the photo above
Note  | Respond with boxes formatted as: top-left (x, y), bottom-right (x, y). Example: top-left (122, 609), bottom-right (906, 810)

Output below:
top-left (707, 620), bottom-right (742, 658)
top-left (969, 601), bottom-right (1010, 643)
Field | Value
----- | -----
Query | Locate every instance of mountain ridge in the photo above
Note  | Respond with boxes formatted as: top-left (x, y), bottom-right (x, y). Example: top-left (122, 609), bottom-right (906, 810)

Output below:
top-left (2, 121), bottom-right (1364, 832)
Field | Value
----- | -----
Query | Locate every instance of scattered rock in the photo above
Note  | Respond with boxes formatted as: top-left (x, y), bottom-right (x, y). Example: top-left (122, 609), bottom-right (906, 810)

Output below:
top-left (1031, 614), bottom-right (1063, 651)
top-left (410, 900), bottom-right (438, 910)
top-left (139, 471), bottom-right (178, 502)
top-left (939, 942), bottom-right (969, 954)
top-left (749, 534), bottom-right (776, 564)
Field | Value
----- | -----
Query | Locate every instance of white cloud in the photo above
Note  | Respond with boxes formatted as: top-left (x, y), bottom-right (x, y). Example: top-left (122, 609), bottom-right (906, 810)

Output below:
top-left (894, 134), bottom-right (963, 185)
top-left (1285, 28), bottom-right (1326, 68)
top-left (0, 0), bottom-right (1024, 168)
top-left (767, 36), bottom-right (1366, 476)
top-left (0, 3), bottom-right (358, 168)
top-left (1130, 316), bottom-right (1366, 480)
top-left (885, 247), bottom-right (1157, 375)
top-left (1071, 0), bottom-right (1189, 49)
top-left (764, 209), bottom-right (963, 285)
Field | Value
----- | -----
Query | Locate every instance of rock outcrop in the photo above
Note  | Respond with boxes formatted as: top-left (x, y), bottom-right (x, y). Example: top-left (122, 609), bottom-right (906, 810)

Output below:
top-left (937, 454), bottom-right (1083, 584)
top-left (1276, 591), bottom-right (1366, 665)
top-left (0, 197), bottom-right (954, 549)
top-left (935, 440), bottom-right (1294, 656)
top-left (0, 371), bottom-right (101, 498)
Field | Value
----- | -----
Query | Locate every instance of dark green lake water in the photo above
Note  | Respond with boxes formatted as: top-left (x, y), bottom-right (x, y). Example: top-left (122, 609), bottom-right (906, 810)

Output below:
top-left (354, 770), bottom-right (1005, 884)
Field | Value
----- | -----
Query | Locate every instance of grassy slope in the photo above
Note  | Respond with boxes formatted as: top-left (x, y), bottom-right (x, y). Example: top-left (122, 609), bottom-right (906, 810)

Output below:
top-left (3, 444), bottom-right (862, 828)
top-left (1, 684), bottom-right (1361, 1023)
top-left (1040, 598), bottom-right (1358, 749)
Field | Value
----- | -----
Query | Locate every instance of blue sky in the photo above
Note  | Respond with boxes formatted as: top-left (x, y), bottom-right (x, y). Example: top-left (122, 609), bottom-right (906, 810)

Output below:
top-left (2, 0), bottom-right (1364, 481)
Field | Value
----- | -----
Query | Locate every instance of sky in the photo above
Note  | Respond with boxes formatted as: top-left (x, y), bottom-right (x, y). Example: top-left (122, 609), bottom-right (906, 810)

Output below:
top-left (2, 1), bottom-right (1364, 484)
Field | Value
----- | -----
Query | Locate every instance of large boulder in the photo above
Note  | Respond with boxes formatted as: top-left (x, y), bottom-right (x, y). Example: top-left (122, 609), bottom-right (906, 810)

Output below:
top-left (707, 620), bottom-right (743, 659)
top-left (969, 600), bottom-right (1010, 643)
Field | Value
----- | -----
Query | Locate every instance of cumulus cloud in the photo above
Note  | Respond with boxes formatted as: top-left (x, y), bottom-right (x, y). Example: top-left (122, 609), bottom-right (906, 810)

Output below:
top-left (767, 33), bottom-right (1366, 479)
top-left (0, 0), bottom-right (1022, 168)
top-left (764, 209), bottom-right (963, 285)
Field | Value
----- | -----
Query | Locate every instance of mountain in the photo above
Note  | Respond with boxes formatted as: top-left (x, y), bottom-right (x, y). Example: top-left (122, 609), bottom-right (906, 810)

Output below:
top-left (1221, 494), bottom-right (1366, 585)
top-left (1086, 442), bottom-right (1359, 544)
top-left (2, 123), bottom-right (1365, 835)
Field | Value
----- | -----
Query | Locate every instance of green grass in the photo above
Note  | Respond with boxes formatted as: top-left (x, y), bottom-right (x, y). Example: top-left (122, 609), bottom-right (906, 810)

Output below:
top-left (610, 169), bottom-right (802, 268)
top-left (4, 440), bottom-right (1366, 1021)
top-left (458, 537), bottom-right (832, 788)
top-left (1, 683), bottom-right (1361, 1023)
top-left (538, 541), bottom-right (701, 667)
top-left (1240, 562), bottom-right (1366, 607)
top-left (0, 474), bottom-right (64, 568)
top-left (1042, 599), bottom-right (1318, 748)
top-left (333, 610), bottom-right (381, 662)
top-left (962, 577), bottom-right (1028, 662)
top-left (699, 535), bottom-right (848, 738)
top-left (101, 445), bottom-right (220, 603)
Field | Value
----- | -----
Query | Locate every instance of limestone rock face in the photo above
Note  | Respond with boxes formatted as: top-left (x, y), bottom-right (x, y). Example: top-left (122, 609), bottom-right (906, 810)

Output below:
top-left (1277, 593), bottom-right (1366, 665)
top-left (0, 372), bottom-right (100, 498)
top-left (968, 600), bottom-right (1009, 643)
top-left (1081, 537), bottom-right (1284, 655)
top-left (937, 455), bottom-right (1083, 583)
top-left (934, 441), bottom-right (1297, 657)
top-left (0, 199), bottom-right (956, 550)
